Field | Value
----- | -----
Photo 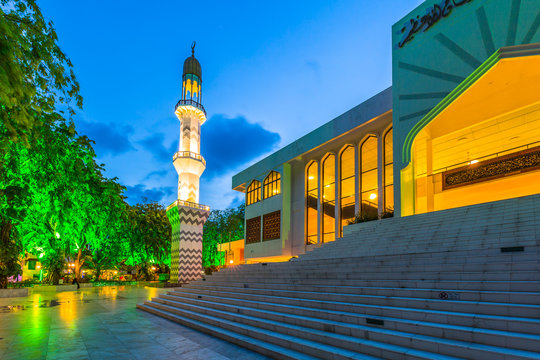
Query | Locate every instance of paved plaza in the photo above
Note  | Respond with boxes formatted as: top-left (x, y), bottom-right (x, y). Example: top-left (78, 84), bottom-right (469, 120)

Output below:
top-left (0, 286), bottom-right (269, 360)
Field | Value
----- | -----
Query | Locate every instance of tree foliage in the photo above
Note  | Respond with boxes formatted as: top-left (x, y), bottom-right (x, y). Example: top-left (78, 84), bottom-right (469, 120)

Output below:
top-left (0, 0), bottom-right (81, 148)
top-left (202, 205), bottom-right (244, 268)
top-left (0, 0), bottom-right (172, 287)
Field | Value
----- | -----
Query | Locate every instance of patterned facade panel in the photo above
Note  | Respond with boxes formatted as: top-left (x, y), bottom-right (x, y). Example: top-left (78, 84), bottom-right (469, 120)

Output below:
top-left (263, 210), bottom-right (281, 241)
top-left (167, 204), bottom-right (210, 284)
top-left (443, 146), bottom-right (540, 190)
top-left (246, 216), bottom-right (261, 244)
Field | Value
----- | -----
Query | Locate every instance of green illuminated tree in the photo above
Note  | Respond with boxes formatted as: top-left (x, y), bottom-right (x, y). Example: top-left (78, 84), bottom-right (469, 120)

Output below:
top-left (124, 202), bottom-right (171, 280)
top-left (0, 0), bottom-right (81, 148)
top-left (202, 204), bottom-right (244, 268)
top-left (0, 0), bottom-right (81, 287)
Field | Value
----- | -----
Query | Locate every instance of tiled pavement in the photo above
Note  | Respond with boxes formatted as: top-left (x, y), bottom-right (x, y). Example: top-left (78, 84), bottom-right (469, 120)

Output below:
top-left (0, 286), bottom-right (270, 360)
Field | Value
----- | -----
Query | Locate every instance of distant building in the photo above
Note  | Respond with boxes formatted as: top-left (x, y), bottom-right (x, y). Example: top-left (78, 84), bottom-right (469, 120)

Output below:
top-left (232, 0), bottom-right (540, 263)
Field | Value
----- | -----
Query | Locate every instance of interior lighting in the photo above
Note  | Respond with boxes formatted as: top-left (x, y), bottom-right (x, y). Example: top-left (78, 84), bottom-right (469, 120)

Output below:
top-left (229, 260), bottom-right (234, 264)
top-left (469, 160), bottom-right (479, 165)
top-left (369, 193), bottom-right (377, 200)
top-left (308, 176), bottom-right (314, 180)
top-left (36, 265), bottom-right (41, 269)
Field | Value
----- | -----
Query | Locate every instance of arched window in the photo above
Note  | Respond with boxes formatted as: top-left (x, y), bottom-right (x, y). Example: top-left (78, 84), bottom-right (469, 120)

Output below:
top-left (322, 154), bottom-right (335, 243)
top-left (360, 136), bottom-right (378, 219)
top-left (305, 162), bottom-right (318, 245)
top-left (246, 180), bottom-right (261, 206)
top-left (384, 128), bottom-right (394, 215)
top-left (263, 171), bottom-right (281, 199)
top-left (339, 146), bottom-right (355, 236)
top-left (193, 92), bottom-right (198, 102)
top-left (186, 90), bottom-right (191, 99)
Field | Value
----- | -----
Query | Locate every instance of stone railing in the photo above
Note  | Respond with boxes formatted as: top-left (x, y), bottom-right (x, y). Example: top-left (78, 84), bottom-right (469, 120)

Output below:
top-left (175, 99), bottom-right (206, 116)
top-left (167, 200), bottom-right (210, 212)
top-left (173, 151), bottom-right (206, 167)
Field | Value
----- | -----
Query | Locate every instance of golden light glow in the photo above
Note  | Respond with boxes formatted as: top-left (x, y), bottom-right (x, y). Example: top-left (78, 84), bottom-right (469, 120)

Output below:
top-left (306, 162), bottom-right (318, 245)
top-left (409, 51), bottom-right (540, 215)
top-left (229, 260), bottom-right (234, 264)
top-left (369, 193), bottom-right (377, 200)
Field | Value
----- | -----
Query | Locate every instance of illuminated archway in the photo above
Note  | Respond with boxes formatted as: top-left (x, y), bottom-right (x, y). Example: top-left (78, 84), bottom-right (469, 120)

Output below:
top-left (339, 145), bottom-right (355, 236)
top-left (402, 45), bottom-right (540, 215)
top-left (359, 136), bottom-right (378, 219)
top-left (305, 161), bottom-right (319, 245)
top-left (321, 154), bottom-right (335, 243)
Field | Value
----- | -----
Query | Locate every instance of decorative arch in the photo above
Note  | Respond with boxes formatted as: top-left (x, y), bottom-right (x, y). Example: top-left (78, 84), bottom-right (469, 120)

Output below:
top-left (305, 161), bottom-right (319, 245)
top-left (246, 180), bottom-right (261, 206)
top-left (263, 171), bottom-right (281, 199)
top-left (321, 153), bottom-right (336, 243)
top-left (338, 145), bottom-right (355, 236)
top-left (383, 127), bottom-right (394, 215)
top-left (359, 135), bottom-right (378, 218)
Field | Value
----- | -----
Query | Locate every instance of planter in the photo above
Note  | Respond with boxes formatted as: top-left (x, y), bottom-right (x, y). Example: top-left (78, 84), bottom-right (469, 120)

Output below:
top-left (55, 285), bottom-right (77, 292)
top-left (34, 284), bottom-right (78, 292)
top-left (0, 288), bottom-right (29, 298)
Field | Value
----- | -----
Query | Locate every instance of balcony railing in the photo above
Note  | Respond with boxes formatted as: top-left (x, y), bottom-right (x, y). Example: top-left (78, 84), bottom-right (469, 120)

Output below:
top-left (167, 200), bottom-right (210, 212)
top-left (175, 99), bottom-right (206, 116)
top-left (173, 151), bottom-right (206, 167)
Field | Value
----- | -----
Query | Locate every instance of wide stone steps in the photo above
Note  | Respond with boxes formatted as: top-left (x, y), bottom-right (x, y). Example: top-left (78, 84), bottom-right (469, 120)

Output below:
top-left (137, 302), bottom-right (420, 360)
top-left (302, 239), bottom-right (540, 261)
top-left (169, 287), bottom-right (540, 318)
top-left (185, 282), bottom-right (540, 305)
top-left (138, 194), bottom-right (540, 358)
top-left (216, 259), bottom-right (540, 277)
top-left (203, 277), bottom-right (540, 292)
top-left (139, 301), bottom-right (465, 360)
top-left (147, 295), bottom-right (540, 355)
top-left (249, 247), bottom-right (540, 270)
top-left (136, 303), bottom-right (321, 360)
top-left (158, 291), bottom-right (540, 336)
top-left (210, 270), bottom-right (539, 282)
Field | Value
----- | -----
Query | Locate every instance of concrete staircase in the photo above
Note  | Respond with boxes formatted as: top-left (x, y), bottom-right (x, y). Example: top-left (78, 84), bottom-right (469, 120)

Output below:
top-left (137, 194), bottom-right (540, 359)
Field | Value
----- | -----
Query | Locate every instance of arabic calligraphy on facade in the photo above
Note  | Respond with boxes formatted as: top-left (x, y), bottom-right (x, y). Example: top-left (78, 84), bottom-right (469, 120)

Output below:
top-left (398, 0), bottom-right (473, 48)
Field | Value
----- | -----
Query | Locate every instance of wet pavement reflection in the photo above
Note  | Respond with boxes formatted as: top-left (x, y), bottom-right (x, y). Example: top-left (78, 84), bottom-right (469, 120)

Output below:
top-left (0, 286), bottom-right (268, 360)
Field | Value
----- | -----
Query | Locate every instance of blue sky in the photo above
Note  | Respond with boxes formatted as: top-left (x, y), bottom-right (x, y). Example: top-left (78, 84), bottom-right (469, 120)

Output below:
top-left (39, 0), bottom-right (423, 209)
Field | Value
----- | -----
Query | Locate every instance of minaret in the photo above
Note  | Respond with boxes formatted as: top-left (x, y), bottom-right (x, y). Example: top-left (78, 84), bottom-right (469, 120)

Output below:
top-left (167, 42), bottom-right (210, 284)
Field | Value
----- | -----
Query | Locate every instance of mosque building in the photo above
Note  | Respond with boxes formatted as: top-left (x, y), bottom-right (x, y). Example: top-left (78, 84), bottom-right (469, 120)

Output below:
top-left (231, 0), bottom-right (540, 263)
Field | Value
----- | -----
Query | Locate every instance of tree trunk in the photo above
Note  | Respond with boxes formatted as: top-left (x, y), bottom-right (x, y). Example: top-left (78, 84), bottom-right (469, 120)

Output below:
top-left (0, 221), bottom-right (13, 289)
top-left (74, 248), bottom-right (84, 282)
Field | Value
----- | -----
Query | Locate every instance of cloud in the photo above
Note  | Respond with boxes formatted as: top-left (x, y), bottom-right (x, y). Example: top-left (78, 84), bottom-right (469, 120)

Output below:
top-left (124, 184), bottom-right (175, 205)
top-left (143, 169), bottom-right (168, 181)
top-left (77, 119), bottom-right (135, 156)
top-left (201, 115), bottom-right (280, 178)
top-left (138, 133), bottom-right (177, 161)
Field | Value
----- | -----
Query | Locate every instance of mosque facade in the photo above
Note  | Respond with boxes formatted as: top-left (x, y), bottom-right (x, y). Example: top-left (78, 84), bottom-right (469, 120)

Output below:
top-left (232, 0), bottom-right (540, 263)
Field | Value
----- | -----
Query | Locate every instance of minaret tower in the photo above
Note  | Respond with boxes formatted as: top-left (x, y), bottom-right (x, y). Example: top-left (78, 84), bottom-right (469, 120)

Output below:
top-left (167, 42), bottom-right (210, 284)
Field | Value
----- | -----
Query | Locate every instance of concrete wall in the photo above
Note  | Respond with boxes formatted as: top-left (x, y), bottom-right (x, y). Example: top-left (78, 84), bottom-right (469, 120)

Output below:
top-left (244, 165), bottom-right (284, 260)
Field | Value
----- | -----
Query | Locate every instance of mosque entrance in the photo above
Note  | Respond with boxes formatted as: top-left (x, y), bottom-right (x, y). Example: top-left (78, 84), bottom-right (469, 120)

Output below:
top-left (403, 47), bottom-right (540, 215)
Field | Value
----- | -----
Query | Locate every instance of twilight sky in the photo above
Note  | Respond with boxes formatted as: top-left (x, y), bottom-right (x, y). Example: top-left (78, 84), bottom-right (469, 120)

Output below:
top-left (39, 0), bottom-right (423, 210)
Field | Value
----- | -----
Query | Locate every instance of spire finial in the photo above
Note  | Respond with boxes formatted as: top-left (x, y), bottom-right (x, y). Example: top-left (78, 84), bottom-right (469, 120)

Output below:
top-left (191, 41), bottom-right (196, 57)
